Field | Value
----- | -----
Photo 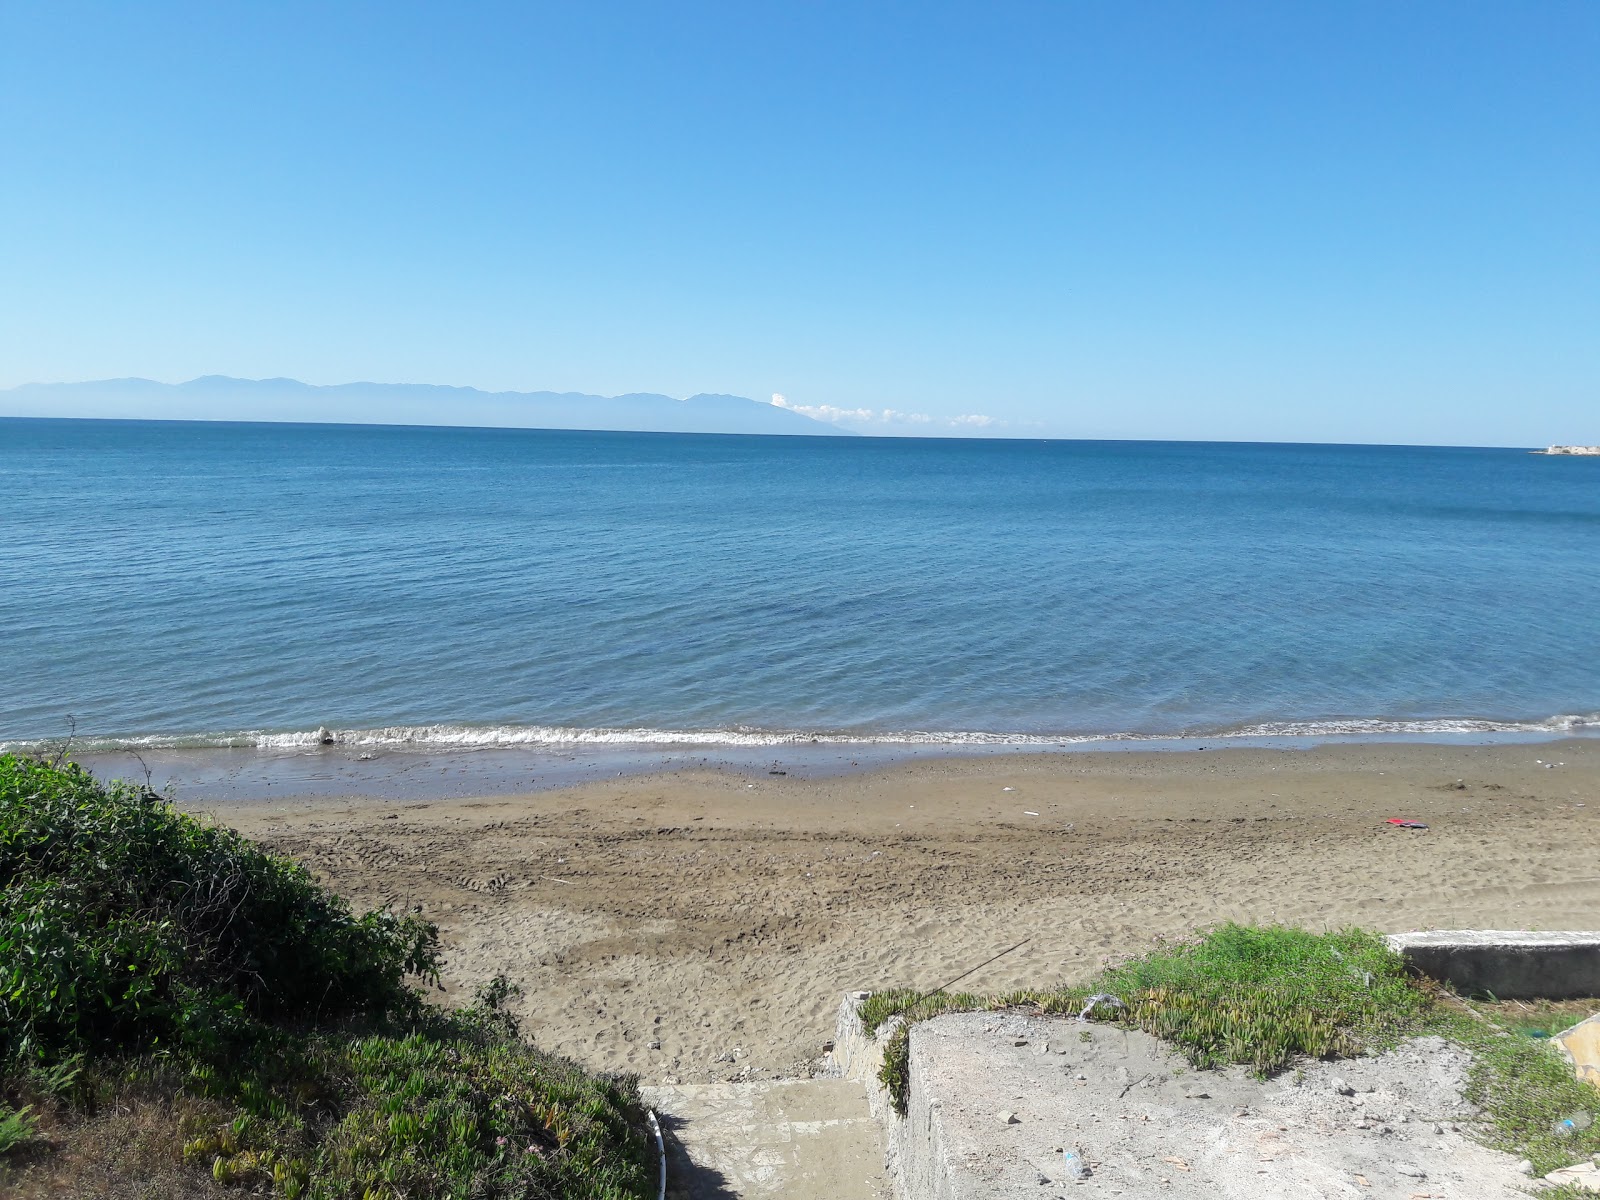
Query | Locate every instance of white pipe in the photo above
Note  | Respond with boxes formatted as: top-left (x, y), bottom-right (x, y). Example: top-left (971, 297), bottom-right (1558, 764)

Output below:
top-left (647, 1109), bottom-right (666, 1200)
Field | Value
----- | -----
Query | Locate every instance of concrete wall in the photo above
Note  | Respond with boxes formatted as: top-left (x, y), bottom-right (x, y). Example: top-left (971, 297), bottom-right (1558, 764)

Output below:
top-left (1386, 930), bottom-right (1600, 1000)
top-left (827, 993), bottom-right (959, 1200)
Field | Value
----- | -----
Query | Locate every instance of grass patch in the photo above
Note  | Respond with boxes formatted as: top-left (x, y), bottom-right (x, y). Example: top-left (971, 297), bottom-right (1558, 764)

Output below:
top-left (1099, 924), bottom-right (1431, 1072)
top-left (0, 754), bottom-right (653, 1200)
top-left (863, 923), bottom-right (1600, 1183)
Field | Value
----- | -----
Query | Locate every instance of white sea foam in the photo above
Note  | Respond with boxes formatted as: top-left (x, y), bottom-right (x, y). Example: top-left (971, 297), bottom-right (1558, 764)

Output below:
top-left (10, 712), bottom-right (1596, 755)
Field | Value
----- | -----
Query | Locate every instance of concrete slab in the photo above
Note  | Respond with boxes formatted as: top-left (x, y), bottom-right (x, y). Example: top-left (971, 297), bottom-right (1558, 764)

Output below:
top-left (641, 1078), bottom-right (891, 1200)
top-left (1385, 930), bottom-right (1600, 999)
top-left (883, 1010), bottom-right (1533, 1199)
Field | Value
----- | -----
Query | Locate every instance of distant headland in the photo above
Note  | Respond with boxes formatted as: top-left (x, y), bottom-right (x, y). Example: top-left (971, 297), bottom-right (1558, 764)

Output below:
top-left (0, 376), bottom-right (853, 438)
top-left (1534, 445), bottom-right (1600, 456)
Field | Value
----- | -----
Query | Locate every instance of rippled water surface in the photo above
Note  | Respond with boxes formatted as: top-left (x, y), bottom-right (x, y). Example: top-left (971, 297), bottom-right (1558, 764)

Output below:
top-left (4, 418), bottom-right (1598, 748)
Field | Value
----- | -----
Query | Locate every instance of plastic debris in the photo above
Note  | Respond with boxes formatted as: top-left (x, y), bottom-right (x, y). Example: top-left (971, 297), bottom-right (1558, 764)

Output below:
top-left (1077, 993), bottom-right (1125, 1022)
top-left (1386, 818), bottom-right (1429, 829)
top-left (1554, 1111), bottom-right (1594, 1136)
top-left (1061, 1149), bottom-right (1091, 1180)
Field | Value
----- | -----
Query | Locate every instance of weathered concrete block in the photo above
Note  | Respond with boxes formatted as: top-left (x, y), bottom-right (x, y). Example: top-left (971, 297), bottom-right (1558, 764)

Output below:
top-left (1385, 930), bottom-right (1600, 1000)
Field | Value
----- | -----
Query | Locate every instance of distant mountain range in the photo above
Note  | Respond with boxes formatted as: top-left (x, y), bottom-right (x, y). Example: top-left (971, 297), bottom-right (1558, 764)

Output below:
top-left (0, 376), bottom-right (851, 437)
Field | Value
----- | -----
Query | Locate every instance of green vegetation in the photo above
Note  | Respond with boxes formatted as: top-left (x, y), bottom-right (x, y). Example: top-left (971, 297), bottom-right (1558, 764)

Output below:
top-left (0, 1104), bottom-right (36, 1155)
top-left (863, 923), bottom-right (1600, 1179)
top-left (862, 925), bottom-right (1429, 1109)
top-left (0, 754), bottom-right (653, 1200)
top-left (1456, 1007), bottom-right (1600, 1177)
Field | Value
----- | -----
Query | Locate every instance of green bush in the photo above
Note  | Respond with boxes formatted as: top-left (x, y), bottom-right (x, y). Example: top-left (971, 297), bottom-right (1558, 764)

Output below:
top-left (0, 754), bottom-right (440, 1062)
top-left (0, 756), bottom-right (654, 1199)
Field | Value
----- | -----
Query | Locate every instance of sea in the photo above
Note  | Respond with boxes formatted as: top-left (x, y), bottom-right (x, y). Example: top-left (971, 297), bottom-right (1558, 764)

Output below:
top-left (4, 418), bottom-right (1598, 791)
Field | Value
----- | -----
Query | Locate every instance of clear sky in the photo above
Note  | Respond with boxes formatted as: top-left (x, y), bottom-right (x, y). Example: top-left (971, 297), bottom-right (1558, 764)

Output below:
top-left (2, 2), bottom-right (1595, 443)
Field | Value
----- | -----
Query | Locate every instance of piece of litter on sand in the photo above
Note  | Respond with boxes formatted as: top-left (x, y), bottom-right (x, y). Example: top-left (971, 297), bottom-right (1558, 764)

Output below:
top-left (1003, 787), bottom-right (1015, 792)
top-left (1386, 818), bottom-right (1428, 829)
top-left (1024, 810), bottom-right (1039, 816)
top-left (1077, 993), bottom-right (1125, 1022)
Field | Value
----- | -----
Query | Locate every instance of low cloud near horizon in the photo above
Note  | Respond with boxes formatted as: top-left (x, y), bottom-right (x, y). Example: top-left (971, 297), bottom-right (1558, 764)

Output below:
top-left (771, 394), bottom-right (1002, 434)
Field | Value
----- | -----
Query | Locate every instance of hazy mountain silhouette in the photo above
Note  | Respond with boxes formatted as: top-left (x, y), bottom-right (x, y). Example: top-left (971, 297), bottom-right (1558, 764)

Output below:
top-left (0, 376), bottom-right (853, 436)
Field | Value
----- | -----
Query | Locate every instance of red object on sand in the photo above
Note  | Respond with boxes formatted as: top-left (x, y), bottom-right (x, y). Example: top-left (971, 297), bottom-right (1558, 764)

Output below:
top-left (1386, 818), bottom-right (1428, 829)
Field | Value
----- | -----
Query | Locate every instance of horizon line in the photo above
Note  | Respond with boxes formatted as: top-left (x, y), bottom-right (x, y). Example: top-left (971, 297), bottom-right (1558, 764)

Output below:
top-left (0, 411), bottom-right (1558, 452)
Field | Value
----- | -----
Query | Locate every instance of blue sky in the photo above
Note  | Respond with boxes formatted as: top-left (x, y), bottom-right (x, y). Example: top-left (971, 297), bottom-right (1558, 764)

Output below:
top-left (1, 2), bottom-right (1595, 443)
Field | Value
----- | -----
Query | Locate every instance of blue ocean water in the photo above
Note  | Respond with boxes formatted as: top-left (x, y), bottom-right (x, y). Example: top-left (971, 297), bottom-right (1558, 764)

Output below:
top-left (3, 418), bottom-right (1598, 751)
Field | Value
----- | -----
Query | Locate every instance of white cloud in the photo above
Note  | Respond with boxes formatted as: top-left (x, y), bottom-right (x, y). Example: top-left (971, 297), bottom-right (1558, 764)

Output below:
top-left (772, 393), bottom-right (1000, 433)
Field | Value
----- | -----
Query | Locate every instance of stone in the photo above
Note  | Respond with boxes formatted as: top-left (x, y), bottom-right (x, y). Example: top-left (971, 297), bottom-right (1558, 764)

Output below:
top-left (1552, 1014), bottom-right (1600, 1089)
top-left (647, 1039), bottom-right (661, 1050)
top-left (1000, 1111), bottom-right (1020, 1125)
top-left (1331, 1077), bottom-right (1355, 1096)
top-left (1544, 1161), bottom-right (1600, 1190)
top-left (1516, 1159), bottom-right (1535, 1176)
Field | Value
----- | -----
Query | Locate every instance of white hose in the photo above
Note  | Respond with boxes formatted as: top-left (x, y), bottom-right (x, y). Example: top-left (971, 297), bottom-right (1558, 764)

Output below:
top-left (647, 1109), bottom-right (666, 1200)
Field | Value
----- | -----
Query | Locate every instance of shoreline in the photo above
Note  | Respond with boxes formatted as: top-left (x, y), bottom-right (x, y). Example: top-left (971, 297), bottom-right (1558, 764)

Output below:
top-left (69, 726), bottom-right (1600, 805)
top-left (177, 739), bottom-right (1600, 1084)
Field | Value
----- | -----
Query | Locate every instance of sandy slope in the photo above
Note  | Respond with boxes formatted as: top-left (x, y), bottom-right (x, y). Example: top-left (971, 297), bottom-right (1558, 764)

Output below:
top-left (191, 740), bottom-right (1600, 1084)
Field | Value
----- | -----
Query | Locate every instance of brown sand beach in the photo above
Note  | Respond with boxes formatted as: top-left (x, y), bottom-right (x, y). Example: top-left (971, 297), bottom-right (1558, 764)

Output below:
top-left (186, 739), bottom-right (1600, 1086)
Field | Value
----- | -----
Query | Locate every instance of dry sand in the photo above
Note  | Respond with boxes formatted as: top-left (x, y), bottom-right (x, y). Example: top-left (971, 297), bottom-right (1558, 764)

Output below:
top-left (189, 739), bottom-right (1600, 1085)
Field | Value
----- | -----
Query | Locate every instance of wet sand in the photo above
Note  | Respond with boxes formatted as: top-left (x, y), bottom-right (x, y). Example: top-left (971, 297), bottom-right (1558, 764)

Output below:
top-left (183, 740), bottom-right (1600, 1084)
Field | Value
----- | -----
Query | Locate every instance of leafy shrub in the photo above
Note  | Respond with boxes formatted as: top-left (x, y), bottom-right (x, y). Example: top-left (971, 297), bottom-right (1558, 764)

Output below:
top-left (0, 756), bottom-right (653, 1199)
top-left (0, 754), bottom-right (440, 1063)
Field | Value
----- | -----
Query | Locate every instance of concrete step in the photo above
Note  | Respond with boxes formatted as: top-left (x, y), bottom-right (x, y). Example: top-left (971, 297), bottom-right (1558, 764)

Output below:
top-left (640, 1078), bottom-right (892, 1200)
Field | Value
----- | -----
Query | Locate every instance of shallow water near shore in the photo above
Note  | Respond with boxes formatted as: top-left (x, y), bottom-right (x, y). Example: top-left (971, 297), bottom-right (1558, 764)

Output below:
top-left (6, 418), bottom-right (1599, 751)
top-left (74, 729), bottom-right (1599, 803)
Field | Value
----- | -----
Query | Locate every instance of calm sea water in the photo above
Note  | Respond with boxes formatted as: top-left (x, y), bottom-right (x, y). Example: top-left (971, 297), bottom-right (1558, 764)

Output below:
top-left (4, 418), bottom-right (1598, 751)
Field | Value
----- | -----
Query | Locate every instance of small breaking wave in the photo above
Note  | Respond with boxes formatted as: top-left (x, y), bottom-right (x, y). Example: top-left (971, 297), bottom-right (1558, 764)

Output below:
top-left (7, 712), bottom-right (1598, 755)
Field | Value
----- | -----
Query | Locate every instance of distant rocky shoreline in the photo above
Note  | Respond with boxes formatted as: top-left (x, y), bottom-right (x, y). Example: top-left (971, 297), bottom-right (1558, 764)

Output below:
top-left (1534, 445), bottom-right (1600, 455)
